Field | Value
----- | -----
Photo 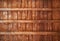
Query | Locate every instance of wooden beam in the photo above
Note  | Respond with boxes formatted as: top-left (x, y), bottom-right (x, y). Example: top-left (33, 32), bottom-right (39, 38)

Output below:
top-left (0, 8), bottom-right (55, 11)
top-left (0, 32), bottom-right (58, 35)
top-left (0, 20), bottom-right (60, 23)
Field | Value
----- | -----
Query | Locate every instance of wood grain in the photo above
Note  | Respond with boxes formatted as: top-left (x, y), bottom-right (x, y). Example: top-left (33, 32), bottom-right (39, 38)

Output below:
top-left (0, 0), bottom-right (60, 41)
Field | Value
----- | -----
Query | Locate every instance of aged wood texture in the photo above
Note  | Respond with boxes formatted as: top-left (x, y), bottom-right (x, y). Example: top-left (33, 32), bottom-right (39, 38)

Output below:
top-left (0, 0), bottom-right (60, 41)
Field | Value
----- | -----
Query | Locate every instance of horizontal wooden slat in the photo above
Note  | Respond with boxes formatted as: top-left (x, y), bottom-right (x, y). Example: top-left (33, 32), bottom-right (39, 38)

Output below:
top-left (0, 20), bottom-right (60, 23)
top-left (0, 32), bottom-right (58, 35)
top-left (0, 8), bottom-right (51, 11)
top-left (0, 8), bottom-right (60, 11)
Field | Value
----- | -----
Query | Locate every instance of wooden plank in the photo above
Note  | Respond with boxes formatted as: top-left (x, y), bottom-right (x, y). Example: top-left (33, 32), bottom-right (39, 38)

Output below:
top-left (0, 32), bottom-right (58, 35)
top-left (0, 8), bottom-right (59, 11)
top-left (0, 20), bottom-right (60, 23)
top-left (0, 8), bottom-right (52, 11)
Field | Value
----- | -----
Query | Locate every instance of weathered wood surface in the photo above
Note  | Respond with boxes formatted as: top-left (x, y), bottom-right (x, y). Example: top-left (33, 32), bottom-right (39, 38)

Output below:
top-left (0, 0), bottom-right (60, 41)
